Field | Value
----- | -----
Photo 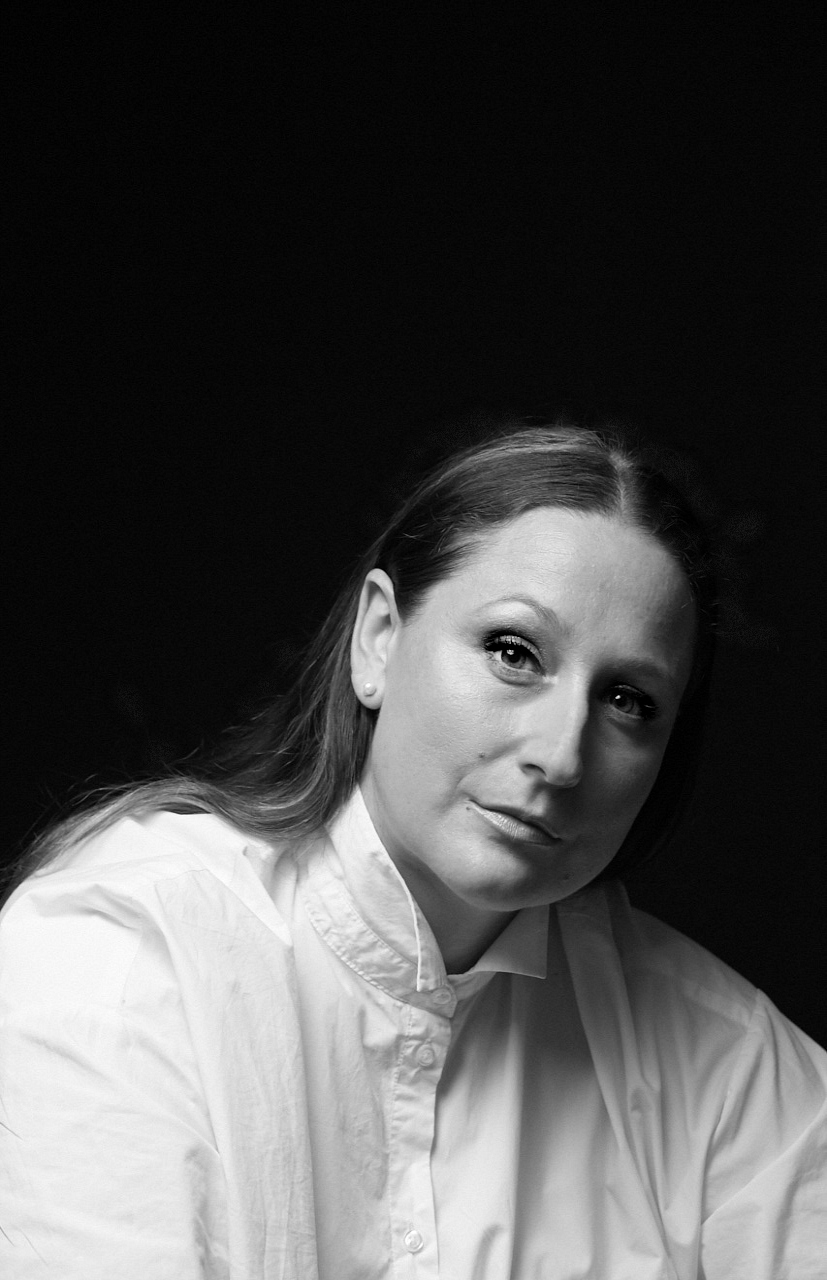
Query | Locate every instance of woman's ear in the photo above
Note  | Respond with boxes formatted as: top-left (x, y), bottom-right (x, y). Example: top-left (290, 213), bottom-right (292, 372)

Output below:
top-left (350, 569), bottom-right (400, 708)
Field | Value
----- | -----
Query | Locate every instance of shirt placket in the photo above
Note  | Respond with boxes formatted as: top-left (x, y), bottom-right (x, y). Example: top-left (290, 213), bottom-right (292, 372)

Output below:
top-left (388, 991), bottom-right (455, 1277)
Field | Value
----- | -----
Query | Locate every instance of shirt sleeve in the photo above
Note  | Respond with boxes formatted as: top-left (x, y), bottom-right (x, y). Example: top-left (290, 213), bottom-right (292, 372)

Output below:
top-left (699, 991), bottom-right (827, 1279)
top-left (0, 882), bottom-right (230, 1280)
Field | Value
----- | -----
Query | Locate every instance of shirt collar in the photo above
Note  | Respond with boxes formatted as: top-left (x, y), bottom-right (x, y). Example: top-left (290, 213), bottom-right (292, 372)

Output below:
top-left (299, 787), bottom-right (547, 1014)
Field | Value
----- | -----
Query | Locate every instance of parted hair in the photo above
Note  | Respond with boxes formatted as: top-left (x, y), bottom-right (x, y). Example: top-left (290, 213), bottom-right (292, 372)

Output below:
top-left (1, 421), bottom-right (718, 904)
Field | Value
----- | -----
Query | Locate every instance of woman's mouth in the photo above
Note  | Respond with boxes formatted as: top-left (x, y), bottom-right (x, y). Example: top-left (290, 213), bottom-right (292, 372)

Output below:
top-left (467, 801), bottom-right (561, 847)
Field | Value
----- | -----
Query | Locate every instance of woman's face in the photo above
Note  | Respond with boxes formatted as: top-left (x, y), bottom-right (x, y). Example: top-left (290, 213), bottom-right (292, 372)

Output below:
top-left (353, 507), bottom-right (696, 927)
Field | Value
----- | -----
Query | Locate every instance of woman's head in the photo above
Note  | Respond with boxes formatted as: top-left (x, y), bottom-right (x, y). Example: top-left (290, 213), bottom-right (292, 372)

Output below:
top-left (351, 506), bottom-right (697, 926)
top-left (234, 422), bottom-right (717, 882)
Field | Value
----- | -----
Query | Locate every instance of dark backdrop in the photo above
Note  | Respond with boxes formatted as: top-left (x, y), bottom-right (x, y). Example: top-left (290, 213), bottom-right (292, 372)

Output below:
top-left (6, 10), bottom-right (826, 1043)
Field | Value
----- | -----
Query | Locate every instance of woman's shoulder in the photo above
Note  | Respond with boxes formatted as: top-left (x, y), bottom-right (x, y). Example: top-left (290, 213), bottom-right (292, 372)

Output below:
top-left (0, 809), bottom-right (305, 1024)
top-left (4, 808), bottom-right (267, 899)
top-left (560, 880), bottom-right (760, 1022)
top-left (1, 810), bottom-right (295, 966)
top-left (557, 881), bottom-right (827, 1129)
top-left (560, 880), bottom-right (827, 1063)
top-left (617, 890), bottom-right (761, 1019)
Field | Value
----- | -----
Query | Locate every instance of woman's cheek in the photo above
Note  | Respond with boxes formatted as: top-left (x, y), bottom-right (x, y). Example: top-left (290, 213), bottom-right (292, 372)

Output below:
top-left (605, 749), bottom-right (664, 825)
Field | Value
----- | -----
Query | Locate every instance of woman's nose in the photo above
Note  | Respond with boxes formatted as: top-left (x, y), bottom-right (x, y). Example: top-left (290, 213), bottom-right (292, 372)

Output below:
top-left (516, 685), bottom-right (587, 789)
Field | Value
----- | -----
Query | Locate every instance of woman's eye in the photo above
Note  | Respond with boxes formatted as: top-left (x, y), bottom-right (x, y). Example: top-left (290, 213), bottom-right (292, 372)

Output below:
top-left (605, 685), bottom-right (657, 722)
top-left (484, 633), bottom-right (541, 673)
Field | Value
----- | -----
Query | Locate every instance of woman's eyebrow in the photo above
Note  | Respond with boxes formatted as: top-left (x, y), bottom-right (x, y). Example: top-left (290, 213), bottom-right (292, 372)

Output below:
top-left (620, 657), bottom-right (682, 697)
top-left (478, 593), bottom-right (570, 634)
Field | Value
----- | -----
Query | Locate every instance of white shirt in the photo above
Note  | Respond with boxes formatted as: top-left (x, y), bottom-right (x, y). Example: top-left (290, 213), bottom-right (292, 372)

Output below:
top-left (1, 790), bottom-right (826, 1278)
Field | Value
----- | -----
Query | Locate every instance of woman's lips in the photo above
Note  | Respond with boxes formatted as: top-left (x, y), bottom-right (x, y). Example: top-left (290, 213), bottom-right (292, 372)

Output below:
top-left (467, 801), bottom-right (561, 847)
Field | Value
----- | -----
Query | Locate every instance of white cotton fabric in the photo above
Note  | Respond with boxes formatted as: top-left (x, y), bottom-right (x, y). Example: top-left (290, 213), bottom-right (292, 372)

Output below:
top-left (1, 789), bottom-right (826, 1278)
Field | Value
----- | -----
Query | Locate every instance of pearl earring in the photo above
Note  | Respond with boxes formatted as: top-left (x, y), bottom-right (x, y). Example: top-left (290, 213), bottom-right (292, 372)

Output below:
top-left (362, 682), bottom-right (377, 697)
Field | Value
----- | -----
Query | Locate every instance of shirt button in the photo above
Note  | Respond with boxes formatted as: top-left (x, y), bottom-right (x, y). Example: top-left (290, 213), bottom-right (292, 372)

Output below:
top-left (416, 1044), bottom-right (436, 1067)
top-left (404, 1229), bottom-right (424, 1253)
top-left (432, 986), bottom-right (453, 1005)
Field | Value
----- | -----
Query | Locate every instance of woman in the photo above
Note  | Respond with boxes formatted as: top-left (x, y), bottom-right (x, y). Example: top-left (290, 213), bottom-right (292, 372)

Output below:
top-left (1, 423), bottom-right (825, 1278)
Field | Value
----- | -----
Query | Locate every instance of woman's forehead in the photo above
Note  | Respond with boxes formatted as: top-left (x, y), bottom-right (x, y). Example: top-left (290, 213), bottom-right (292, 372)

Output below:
top-left (427, 508), bottom-right (696, 663)
top-left (451, 508), bottom-right (686, 593)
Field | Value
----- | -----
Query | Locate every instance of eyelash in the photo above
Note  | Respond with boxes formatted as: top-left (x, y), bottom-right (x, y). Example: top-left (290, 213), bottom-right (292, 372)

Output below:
top-left (482, 631), bottom-right (660, 723)
top-left (483, 632), bottom-right (541, 672)
top-left (604, 686), bottom-right (659, 723)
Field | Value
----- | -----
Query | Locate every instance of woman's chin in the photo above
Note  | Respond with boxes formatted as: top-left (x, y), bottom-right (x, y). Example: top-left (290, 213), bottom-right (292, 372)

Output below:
top-left (444, 846), bottom-right (609, 913)
top-left (447, 865), bottom-right (575, 914)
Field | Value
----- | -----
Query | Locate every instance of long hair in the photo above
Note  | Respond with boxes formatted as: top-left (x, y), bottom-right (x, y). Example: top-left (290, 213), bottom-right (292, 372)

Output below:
top-left (2, 422), bottom-right (718, 903)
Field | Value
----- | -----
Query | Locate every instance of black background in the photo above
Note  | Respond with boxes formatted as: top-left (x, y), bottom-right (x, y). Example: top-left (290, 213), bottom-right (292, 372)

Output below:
top-left (5, 9), bottom-right (826, 1042)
